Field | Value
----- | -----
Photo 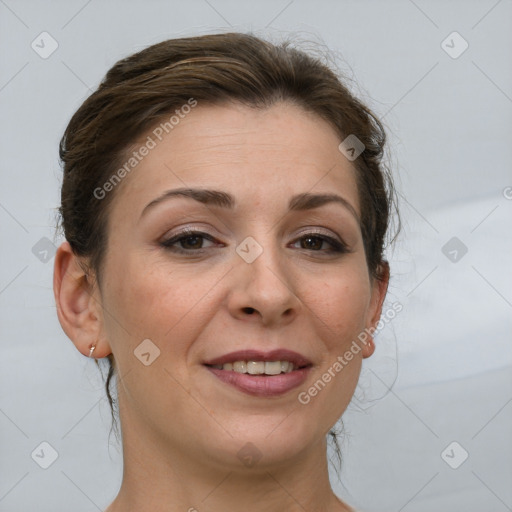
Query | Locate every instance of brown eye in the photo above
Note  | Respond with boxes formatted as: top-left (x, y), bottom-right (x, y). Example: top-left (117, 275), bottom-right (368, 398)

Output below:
top-left (292, 234), bottom-right (347, 254)
top-left (178, 234), bottom-right (204, 250)
top-left (300, 236), bottom-right (324, 251)
top-left (160, 230), bottom-right (217, 253)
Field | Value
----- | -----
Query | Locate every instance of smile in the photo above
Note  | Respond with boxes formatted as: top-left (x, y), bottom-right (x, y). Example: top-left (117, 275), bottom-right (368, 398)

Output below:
top-left (207, 360), bottom-right (297, 375)
top-left (203, 349), bottom-right (313, 397)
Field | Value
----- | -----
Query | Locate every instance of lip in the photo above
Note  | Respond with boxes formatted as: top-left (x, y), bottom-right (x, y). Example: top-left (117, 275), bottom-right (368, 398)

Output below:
top-left (206, 366), bottom-right (312, 397)
top-left (203, 349), bottom-right (313, 397)
top-left (203, 349), bottom-right (312, 368)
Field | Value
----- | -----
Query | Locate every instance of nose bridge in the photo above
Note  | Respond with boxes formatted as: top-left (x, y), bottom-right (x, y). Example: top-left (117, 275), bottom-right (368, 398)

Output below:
top-left (230, 232), bottom-right (299, 324)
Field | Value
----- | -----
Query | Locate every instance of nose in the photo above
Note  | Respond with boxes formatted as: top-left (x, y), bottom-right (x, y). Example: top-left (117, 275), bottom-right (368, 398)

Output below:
top-left (226, 241), bottom-right (301, 327)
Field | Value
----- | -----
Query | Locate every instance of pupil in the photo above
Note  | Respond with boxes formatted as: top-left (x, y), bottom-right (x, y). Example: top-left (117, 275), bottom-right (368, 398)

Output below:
top-left (183, 235), bottom-right (202, 249)
top-left (303, 236), bottom-right (321, 250)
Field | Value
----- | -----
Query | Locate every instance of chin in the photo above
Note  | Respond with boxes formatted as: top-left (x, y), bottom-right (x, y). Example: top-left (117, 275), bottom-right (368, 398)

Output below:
top-left (206, 416), bottom-right (320, 470)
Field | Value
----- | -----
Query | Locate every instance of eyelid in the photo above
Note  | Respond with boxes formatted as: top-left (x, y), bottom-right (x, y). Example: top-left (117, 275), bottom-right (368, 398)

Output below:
top-left (291, 232), bottom-right (348, 253)
top-left (292, 226), bottom-right (345, 243)
top-left (162, 226), bottom-right (342, 243)
top-left (160, 226), bottom-right (350, 254)
top-left (294, 226), bottom-right (338, 236)
top-left (160, 225), bottom-right (218, 241)
top-left (161, 227), bottom-right (217, 245)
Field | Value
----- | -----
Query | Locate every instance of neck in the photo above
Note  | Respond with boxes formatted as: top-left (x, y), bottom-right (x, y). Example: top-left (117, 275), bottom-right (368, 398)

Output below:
top-left (105, 394), bottom-right (352, 512)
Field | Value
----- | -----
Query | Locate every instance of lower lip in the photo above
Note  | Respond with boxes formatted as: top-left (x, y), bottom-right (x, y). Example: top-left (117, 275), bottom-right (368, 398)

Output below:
top-left (205, 366), bottom-right (311, 397)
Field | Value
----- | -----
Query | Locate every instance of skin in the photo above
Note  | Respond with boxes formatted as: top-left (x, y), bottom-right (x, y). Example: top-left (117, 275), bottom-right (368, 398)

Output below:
top-left (54, 101), bottom-right (389, 512)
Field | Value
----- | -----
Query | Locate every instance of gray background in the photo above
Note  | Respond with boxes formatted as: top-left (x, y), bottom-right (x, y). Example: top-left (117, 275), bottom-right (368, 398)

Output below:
top-left (1, 1), bottom-right (511, 511)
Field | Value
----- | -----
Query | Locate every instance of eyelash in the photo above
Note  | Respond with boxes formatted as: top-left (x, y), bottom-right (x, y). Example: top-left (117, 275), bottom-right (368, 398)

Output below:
top-left (160, 228), bottom-right (349, 256)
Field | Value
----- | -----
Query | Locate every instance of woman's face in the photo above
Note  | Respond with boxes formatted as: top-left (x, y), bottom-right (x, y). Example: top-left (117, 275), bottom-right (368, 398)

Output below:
top-left (94, 101), bottom-right (387, 468)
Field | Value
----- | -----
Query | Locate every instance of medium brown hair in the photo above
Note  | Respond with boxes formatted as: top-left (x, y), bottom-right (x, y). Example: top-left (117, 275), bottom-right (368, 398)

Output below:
top-left (58, 31), bottom-right (400, 452)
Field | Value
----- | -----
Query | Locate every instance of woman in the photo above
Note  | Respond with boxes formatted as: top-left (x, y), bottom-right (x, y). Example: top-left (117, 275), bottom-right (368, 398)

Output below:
top-left (53, 32), bottom-right (398, 512)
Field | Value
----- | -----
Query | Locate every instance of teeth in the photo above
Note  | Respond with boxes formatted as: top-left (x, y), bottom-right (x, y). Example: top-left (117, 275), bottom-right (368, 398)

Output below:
top-left (247, 361), bottom-right (265, 374)
top-left (233, 361), bottom-right (247, 373)
top-left (212, 360), bottom-right (297, 374)
top-left (265, 361), bottom-right (282, 375)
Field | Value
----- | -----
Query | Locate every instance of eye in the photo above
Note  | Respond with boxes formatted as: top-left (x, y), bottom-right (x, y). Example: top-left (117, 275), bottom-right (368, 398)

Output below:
top-left (291, 233), bottom-right (348, 254)
top-left (160, 229), bottom-right (348, 256)
top-left (160, 229), bottom-right (219, 253)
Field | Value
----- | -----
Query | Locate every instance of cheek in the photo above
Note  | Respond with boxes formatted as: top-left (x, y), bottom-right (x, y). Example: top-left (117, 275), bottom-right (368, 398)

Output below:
top-left (101, 253), bottom-right (221, 364)
top-left (297, 282), bottom-right (367, 430)
top-left (307, 268), bottom-right (371, 347)
top-left (298, 268), bottom-right (370, 411)
top-left (99, 255), bottom-right (212, 415)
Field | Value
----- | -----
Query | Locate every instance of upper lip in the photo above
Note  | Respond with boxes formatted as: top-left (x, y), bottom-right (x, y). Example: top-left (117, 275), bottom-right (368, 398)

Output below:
top-left (204, 349), bottom-right (312, 368)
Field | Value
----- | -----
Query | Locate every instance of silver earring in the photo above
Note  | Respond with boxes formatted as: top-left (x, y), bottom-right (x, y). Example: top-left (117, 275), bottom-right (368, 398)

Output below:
top-left (88, 345), bottom-right (96, 358)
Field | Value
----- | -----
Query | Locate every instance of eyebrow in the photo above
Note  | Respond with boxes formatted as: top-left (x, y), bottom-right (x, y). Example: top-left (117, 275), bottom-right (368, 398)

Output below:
top-left (139, 187), bottom-right (359, 222)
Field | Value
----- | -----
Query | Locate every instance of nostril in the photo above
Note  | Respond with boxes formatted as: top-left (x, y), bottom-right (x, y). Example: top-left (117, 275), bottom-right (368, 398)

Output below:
top-left (243, 307), bottom-right (255, 315)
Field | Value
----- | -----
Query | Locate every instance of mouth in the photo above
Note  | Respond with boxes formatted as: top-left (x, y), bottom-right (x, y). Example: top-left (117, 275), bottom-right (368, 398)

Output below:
top-left (203, 349), bottom-right (313, 397)
top-left (207, 360), bottom-right (302, 374)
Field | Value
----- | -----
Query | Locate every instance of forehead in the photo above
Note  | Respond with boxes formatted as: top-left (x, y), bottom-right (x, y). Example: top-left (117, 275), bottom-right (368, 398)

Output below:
top-left (109, 101), bottom-right (360, 217)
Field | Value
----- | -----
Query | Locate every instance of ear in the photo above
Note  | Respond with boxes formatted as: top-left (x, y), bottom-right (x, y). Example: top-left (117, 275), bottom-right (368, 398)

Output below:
top-left (361, 261), bottom-right (390, 359)
top-left (53, 241), bottom-right (110, 358)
